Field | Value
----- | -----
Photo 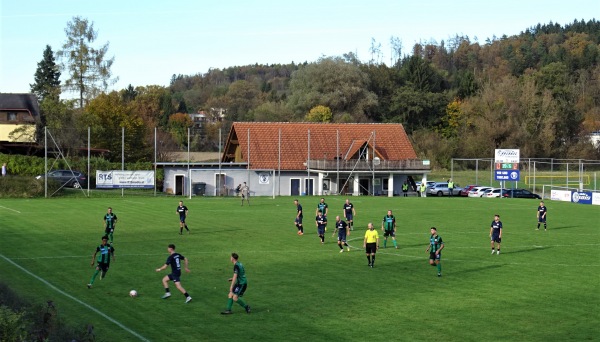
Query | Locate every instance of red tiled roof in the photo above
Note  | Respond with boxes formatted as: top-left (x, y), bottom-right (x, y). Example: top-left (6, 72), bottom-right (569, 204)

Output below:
top-left (223, 122), bottom-right (417, 170)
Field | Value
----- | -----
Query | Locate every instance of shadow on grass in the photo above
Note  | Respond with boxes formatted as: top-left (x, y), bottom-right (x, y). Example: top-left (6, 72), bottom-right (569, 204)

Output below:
top-left (452, 264), bottom-right (503, 275)
top-left (543, 225), bottom-right (578, 230)
top-left (504, 246), bottom-right (552, 254)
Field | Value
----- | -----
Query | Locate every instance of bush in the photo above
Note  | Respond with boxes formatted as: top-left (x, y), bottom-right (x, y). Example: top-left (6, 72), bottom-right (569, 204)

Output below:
top-left (0, 176), bottom-right (62, 198)
top-left (0, 306), bottom-right (28, 342)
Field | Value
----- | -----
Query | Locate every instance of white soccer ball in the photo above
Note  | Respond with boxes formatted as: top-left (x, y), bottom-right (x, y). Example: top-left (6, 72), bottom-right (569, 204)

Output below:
top-left (129, 290), bottom-right (138, 297)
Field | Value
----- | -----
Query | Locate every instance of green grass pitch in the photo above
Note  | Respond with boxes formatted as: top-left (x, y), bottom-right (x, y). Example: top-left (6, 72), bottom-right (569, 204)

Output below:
top-left (0, 195), bottom-right (598, 341)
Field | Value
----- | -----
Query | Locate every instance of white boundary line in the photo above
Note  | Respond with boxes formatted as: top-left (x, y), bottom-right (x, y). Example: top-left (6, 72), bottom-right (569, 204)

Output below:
top-left (0, 205), bottom-right (21, 213)
top-left (0, 253), bottom-right (149, 342)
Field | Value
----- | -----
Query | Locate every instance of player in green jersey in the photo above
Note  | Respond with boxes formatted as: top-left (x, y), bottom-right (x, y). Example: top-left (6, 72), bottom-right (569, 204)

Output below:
top-left (221, 253), bottom-right (251, 314)
top-left (426, 227), bottom-right (444, 277)
top-left (103, 207), bottom-right (117, 244)
top-left (87, 236), bottom-right (115, 288)
top-left (381, 210), bottom-right (398, 249)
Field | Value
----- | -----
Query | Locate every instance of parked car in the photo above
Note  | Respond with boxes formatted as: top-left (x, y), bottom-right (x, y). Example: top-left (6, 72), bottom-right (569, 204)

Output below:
top-left (485, 188), bottom-right (507, 198)
top-left (36, 170), bottom-right (87, 189)
top-left (426, 182), bottom-right (463, 196)
top-left (468, 186), bottom-right (491, 197)
top-left (415, 181), bottom-right (436, 188)
top-left (460, 185), bottom-right (478, 196)
top-left (503, 189), bottom-right (541, 199)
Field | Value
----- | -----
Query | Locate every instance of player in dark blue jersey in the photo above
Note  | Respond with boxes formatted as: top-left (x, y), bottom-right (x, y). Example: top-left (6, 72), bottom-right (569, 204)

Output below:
top-left (426, 227), bottom-right (444, 277)
top-left (489, 214), bottom-right (503, 255)
top-left (156, 244), bottom-right (192, 303)
top-left (342, 199), bottom-right (355, 231)
top-left (536, 201), bottom-right (547, 231)
top-left (333, 216), bottom-right (350, 252)
top-left (294, 199), bottom-right (304, 235)
top-left (176, 201), bottom-right (190, 234)
top-left (315, 211), bottom-right (327, 244)
top-left (87, 235), bottom-right (115, 288)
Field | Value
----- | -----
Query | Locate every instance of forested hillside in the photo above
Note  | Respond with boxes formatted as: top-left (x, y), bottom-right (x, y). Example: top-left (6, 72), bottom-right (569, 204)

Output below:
top-left (33, 20), bottom-right (600, 167)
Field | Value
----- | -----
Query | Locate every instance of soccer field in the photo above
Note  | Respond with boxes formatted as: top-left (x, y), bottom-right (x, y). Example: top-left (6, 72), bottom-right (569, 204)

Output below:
top-left (0, 196), bottom-right (598, 341)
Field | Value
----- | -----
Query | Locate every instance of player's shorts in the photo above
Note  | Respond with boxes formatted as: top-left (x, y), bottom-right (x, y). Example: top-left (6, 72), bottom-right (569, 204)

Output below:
top-left (365, 242), bottom-right (377, 254)
top-left (168, 273), bottom-right (182, 282)
top-left (317, 227), bottom-right (325, 235)
top-left (429, 252), bottom-right (441, 260)
top-left (384, 230), bottom-right (395, 237)
top-left (337, 232), bottom-right (347, 242)
top-left (232, 283), bottom-right (247, 296)
top-left (491, 235), bottom-right (501, 243)
top-left (295, 217), bottom-right (303, 225)
top-left (538, 216), bottom-right (546, 223)
top-left (179, 215), bottom-right (186, 223)
top-left (96, 262), bottom-right (110, 272)
top-left (345, 214), bottom-right (353, 221)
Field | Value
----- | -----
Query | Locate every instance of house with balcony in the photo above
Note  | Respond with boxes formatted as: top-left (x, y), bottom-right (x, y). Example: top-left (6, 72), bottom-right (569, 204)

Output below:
top-left (161, 122), bottom-right (430, 197)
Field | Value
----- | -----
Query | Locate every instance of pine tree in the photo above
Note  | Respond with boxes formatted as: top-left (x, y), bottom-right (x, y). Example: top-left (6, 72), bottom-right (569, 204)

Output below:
top-left (30, 45), bottom-right (61, 101)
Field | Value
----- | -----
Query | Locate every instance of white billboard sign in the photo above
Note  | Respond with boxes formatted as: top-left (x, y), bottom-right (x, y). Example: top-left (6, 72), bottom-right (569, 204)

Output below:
top-left (96, 170), bottom-right (155, 189)
top-left (494, 149), bottom-right (520, 163)
top-left (551, 190), bottom-right (571, 202)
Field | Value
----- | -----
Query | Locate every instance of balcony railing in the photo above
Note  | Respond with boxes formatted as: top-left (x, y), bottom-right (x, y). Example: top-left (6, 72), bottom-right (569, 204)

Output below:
top-left (306, 159), bottom-right (430, 171)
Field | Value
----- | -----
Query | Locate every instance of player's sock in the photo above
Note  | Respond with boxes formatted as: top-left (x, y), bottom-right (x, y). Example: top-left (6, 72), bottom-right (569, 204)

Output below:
top-left (109, 232), bottom-right (114, 243)
top-left (338, 244), bottom-right (343, 249)
top-left (226, 298), bottom-right (234, 311)
top-left (179, 227), bottom-right (183, 234)
top-left (237, 298), bottom-right (247, 308)
top-left (393, 240), bottom-right (398, 248)
top-left (371, 255), bottom-right (375, 265)
top-left (544, 224), bottom-right (547, 230)
top-left (367, 255), bottom-right (371, 264)
top-left (537, 223), bottom-right (540, 229)
top-left (383, 240), bottom-right (387, 248)
top-left (185, 225), bottom-right (189, 231)
top-left (165, 287), bottom-right (170, 293)
top-left (184, 292), bottom-right (190, 298)
top-left (90, 270), bottom-right (99, 284)
top-left (437, 263), bottom-right (441, 274)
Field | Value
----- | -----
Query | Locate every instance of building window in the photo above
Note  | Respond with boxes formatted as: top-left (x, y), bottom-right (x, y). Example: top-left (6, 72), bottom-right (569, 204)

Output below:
top-left (8, 112), bottom-right (17, 121)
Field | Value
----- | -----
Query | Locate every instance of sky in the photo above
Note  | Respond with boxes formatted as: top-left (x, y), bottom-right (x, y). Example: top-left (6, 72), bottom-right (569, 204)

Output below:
top-left (1, 0), bottom-right (598, 95)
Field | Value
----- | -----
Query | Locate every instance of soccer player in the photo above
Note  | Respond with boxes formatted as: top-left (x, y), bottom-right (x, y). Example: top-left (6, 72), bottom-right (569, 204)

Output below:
top-left (363, 223), bottom-right (379, 268)
top-left (87, 235), bottom-right (115, 288)
top-left (537, 201), bottom-right (547, 231)
top-left (316, 197), bottom-right (329, 217)
top-left (155, 244), bottom-right (192, 303)
top-left (103, 207), bottom-right (117, 244)
top-left (489, 214), bottom-right (503, 255)
top-left (342, 198), bottom-right (356, 231)
top-left (176, 201), bottom-right (190, 234)
top-left (426, 227), bottom-right (444, 277)
top-left (294, 199), bottom-right (304, 235)
top-left (315, 211), bottom-right (327, 244)
top-left (333, 215), bottom-right (350, 252)
top-left (221, 253), bottom-right (251, 315)
top-left (381, 210), bottom-right (398, 249)
top-left (240, 182), bottom-right (250, 206)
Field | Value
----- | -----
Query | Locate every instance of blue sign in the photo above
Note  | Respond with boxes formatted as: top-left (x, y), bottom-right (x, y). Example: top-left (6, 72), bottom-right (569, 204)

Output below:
top-left (494, 170), bottom-right (520, 181)
top-left (571, 191), bottom-right (593, 205)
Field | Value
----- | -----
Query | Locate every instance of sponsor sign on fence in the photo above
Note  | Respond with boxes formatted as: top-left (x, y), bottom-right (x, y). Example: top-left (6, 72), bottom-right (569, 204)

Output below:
top-left (571, 191), bottom-right (593, 205)
top-left (96, 170), bottom-right (154, 189)
top-left (551, 190), bottom-right (572, 202)
top-left (593, 192), bottom-right (600, 206)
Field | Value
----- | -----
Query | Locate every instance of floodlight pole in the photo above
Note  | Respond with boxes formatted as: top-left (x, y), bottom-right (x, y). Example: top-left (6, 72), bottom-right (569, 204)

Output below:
top-left (154, 127), bottom-right (157, 197)
top-left (44, 127), bottom-right (47, 198)
top-left (88, 127), bottom-right (90, 196)
top-left (188, 127), bottom-right (191, 200)
top-left (122, 127), bottom-right (124, 198)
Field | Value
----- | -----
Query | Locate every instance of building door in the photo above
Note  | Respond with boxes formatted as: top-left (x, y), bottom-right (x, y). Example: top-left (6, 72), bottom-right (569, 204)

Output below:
top-left (359, 178), bottom-right (370, 196)
top-left (175, 175), bottom-right (184, 196)
top-left (305, 178), bottom-right (314, 196)
top-left (291, 178), bottom-right (300, 196)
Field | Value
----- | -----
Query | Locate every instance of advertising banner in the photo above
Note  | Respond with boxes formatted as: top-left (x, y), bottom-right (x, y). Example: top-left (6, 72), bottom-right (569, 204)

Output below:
top-left (96, 170), bottom-right (154, 189)
top-left (571, 191), bottom-right (593, 205)
top-left (551, 190), bottom-right (571, 202)
top-left (593, 192), bottom-right (600, 206)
